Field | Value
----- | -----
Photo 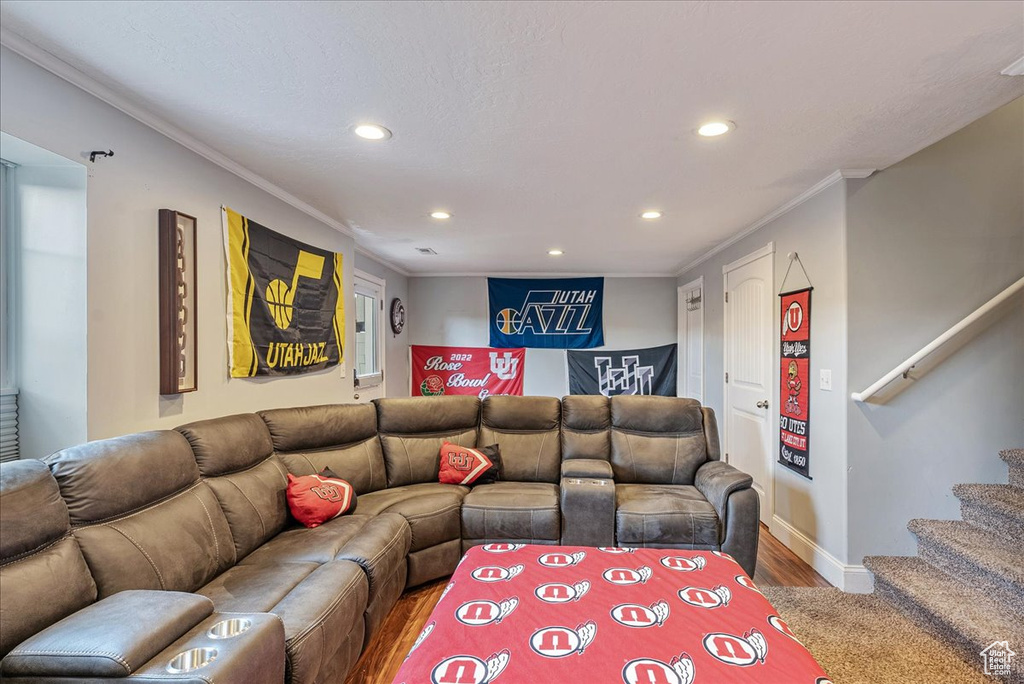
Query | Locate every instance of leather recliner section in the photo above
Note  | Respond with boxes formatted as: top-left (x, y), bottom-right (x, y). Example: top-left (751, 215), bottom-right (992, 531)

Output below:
top-left (259, 403), bottom-right (388, 494)
top-left (462, 396), bottom-right (564, 550)
top-left (177, 414), bottom-right (289, 560)
top-left (609, 395), bottom-right (708, 484)
top-left (374, 396), bottom-right (481, 487)
top-left (197, 559), bottom-right (368, 684)
top-left (561, 394), bottom-right (612, 461)
top-left (479, 395), bottom-right (562, 482)
top-left (0, 459), bottom-right (97, 658)
top-left (45, 431), bottom-right (236, 598)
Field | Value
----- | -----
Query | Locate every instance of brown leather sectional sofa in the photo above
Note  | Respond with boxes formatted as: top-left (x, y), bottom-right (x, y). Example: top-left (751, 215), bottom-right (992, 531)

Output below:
top-left (0, 395), bottom-right (759, 684)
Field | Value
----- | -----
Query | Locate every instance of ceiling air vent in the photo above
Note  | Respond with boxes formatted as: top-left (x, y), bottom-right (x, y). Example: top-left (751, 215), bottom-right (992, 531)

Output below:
top-left (416, 247), bottom-right (438, 255)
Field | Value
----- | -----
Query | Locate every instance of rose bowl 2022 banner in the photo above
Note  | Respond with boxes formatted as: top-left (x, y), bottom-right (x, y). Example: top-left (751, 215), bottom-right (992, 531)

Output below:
top-left (567, 344), bottom-right (677, 397)
top-left (779, 287), bottom-right (812, 478)
top-left (411, 345), bottom-right (525, 398)
top-left (223, 207), bottom-right (344, 377)
top-left (489, 277), bottom-right (604, 349)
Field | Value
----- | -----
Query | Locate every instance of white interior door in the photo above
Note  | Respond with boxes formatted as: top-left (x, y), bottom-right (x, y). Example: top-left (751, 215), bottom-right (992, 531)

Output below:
top-left (723, 244), bottom-right (774, 525)
top-left (677, 279), bottom-right (704, 402)
top-left (352, 271), bottom-right (386, 404)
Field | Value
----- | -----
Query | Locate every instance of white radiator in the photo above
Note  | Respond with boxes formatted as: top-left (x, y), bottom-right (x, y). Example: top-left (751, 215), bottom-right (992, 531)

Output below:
top-left (0, 389), bottom-right (19, 461)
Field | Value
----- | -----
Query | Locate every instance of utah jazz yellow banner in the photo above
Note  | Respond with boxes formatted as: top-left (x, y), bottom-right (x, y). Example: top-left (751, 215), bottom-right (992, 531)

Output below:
top-left (223, 207), bottom-right (344, 377)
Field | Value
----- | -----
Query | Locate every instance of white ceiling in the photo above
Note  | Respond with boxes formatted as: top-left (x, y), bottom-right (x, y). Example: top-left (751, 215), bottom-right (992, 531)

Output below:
top-left (2, 1), bottom-right (1021, 275)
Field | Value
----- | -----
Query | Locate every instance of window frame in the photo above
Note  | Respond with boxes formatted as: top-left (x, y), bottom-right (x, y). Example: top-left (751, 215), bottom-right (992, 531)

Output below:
top-left (0, 160), bottom-right (14, 391)
top-left (352, 270), bottom-right (386, 389)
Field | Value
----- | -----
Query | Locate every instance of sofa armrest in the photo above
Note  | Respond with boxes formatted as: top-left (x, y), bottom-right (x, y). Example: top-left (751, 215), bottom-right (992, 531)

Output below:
top-left (695, 460), bottom-right (754, 522)
top-left (561, 459), bottom-right (614, 480)
top-left (129, 612), bottom-right (285, 683)
top-left (2, 590), bottom-right (212, 678)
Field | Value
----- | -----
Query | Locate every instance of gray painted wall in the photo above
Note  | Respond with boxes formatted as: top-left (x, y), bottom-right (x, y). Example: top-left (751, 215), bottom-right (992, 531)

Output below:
top-left (353, 252), bottom-right (411, 398)
top-left (1, 47), bottom-right (363, 442)
top-left (408, 276), bottom-right (678, 397)
top-left (846, 97), bottom-right (1024, 561)
top-left (677, 182), bottom-right (850, 565)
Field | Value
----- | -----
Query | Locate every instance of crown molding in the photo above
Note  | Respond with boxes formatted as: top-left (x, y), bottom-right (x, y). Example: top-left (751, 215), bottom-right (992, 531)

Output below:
top-left (410, 271), bottom-right (678, 278)
top-left (675, 168), bottom-right (875, 277)
top-left (354, 245), bottom-right (412, 277)
top-left (0, 27), bottom-right (364, 245)
top-left (1001, 56), bottom-right (1024, 76)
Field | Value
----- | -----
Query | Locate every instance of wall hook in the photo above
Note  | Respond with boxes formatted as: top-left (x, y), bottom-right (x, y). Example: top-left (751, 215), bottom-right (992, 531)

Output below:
top-left (89, 150), bottom-right (114, 163)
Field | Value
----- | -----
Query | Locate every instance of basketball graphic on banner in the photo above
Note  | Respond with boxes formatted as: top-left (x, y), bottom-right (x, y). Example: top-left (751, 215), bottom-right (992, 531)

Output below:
top-left (495, 308), bottom-right (522, 334)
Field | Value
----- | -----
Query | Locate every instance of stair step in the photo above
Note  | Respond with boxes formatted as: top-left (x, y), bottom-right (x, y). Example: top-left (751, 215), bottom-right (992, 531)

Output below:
top-left (953, 484), bottom-right (1024, 542)
top-left (1001, 448), bottom-right (1024, 489)
top-left (865, 555), bottom-right (1024, 675)
top-left (909, 519), bottom-right (1024, 615)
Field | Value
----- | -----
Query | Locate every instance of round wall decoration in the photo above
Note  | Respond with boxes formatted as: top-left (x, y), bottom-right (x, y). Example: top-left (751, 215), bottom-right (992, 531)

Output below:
top-left (390, 297), bottom-right (406, 334)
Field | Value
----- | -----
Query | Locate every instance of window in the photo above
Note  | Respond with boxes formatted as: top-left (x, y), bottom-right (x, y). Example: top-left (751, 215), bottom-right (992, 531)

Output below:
top-left (353, 271), bottom-right (385, 388)
top-left (0, 159), bottom-right (19, 461)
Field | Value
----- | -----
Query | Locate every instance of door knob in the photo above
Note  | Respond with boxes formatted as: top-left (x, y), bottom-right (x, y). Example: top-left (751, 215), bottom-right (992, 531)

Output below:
top-left (756, 400), bottom-right (769, 409)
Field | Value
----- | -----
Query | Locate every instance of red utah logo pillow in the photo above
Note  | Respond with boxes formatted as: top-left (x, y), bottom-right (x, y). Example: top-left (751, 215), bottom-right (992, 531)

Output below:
top-left (439, 442), bottom-right (502, 486)
top-left (286, 468), bottom-right (356, 528)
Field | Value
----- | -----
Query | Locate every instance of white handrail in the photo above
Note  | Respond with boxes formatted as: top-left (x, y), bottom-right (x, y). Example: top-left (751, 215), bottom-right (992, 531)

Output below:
top-left (851, 275), bottom-right (1024, 402)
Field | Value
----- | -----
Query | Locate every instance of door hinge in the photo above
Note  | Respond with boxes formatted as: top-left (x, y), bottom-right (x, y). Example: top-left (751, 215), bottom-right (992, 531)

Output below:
top-left (725, 292), bottom-right (729, 303)
top-left (725, 372), bottom-right (729, 383)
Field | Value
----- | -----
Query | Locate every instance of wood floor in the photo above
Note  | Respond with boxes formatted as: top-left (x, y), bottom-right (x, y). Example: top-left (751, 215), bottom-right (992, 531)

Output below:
top-left (343, 525), bottom-right (829, 683)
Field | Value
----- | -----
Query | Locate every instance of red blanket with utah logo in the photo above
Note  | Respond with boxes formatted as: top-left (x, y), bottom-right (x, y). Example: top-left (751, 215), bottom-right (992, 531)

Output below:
top-left (392, 544), bottom-right (830, 684)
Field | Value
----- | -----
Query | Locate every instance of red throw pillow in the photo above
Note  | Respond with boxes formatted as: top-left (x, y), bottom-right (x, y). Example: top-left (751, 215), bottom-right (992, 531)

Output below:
top-left (286, 468), bottom-right (356, 528)
top-left (439, 442), bottom-right (502, 486)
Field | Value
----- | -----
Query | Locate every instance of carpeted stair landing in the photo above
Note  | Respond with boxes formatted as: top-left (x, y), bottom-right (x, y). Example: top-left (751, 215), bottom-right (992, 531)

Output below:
top-left (760, 587), bottom-right (992, 684)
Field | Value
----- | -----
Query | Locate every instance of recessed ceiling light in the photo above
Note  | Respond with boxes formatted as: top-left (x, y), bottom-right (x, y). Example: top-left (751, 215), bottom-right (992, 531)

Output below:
top-left (641, 210), bottom-right (663, 220)
top-left (353, 123), bottom-right (392, 140)
top-left (697, 121), bottom-right (734, 137)
top-left (430, 211), bottom-right (451, 220)
top-left (548, 249), bottom-right (564, 256)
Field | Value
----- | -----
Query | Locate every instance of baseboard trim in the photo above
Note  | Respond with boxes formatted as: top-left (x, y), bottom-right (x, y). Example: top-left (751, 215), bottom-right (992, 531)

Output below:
top-left (770, 515), bottom-right (874, 593)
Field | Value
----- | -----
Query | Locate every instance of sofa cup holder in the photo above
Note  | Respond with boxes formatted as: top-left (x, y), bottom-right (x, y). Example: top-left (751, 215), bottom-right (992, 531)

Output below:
top-left (208, 618), bottom-right (252, 639)
top-left (167, 647), bottom-right (218, 674)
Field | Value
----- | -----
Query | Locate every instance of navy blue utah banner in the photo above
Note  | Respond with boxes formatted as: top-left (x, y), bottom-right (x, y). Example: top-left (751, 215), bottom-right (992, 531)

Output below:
top-left (489, 277), bottom-right (604, 349)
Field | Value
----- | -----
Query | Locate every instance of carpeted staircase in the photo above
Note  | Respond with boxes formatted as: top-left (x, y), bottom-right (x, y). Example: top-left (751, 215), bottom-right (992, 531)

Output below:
top-left (863, 448), bottom-right (1024, 682)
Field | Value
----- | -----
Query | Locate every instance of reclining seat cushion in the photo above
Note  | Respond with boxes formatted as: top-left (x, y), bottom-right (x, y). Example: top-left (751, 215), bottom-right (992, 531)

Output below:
top-left (0, 459), bottom-right (98, 658)
top-left (259, 404), bottom-right (388, 495)
top-left (609, 396), bottom-right (708, 485)
top-left (45, 431), bottom-right (235, 598)
top-left (615, 483), bottom-right (720, 547)
top-left (238, 512), bottom-right (411, 646)
top-left (479, 396), bottom-right (562, 483)
top-left (355, 482), bottom-right (468, 587)
top-left (354, 483), bottom-right (467, 552)
top-left (177, 414), bottom-right (289, 560)
top-left (198, 559), bottom-right (368, 684)
top-left (374, 396), bottom-right (480, 487)
top-left (561, 395), bottom-right (611, 461)
top-left (461, 481), bottom-right (560, 547)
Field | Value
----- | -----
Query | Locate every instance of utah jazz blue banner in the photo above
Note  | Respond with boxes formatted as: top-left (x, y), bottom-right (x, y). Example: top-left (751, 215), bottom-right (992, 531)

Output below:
top-left (489, 277), bottom-right (604, 349)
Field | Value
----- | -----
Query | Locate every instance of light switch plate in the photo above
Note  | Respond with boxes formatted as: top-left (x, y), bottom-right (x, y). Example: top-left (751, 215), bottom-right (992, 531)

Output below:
top-left (819, 369), bottom-right (832, 391)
